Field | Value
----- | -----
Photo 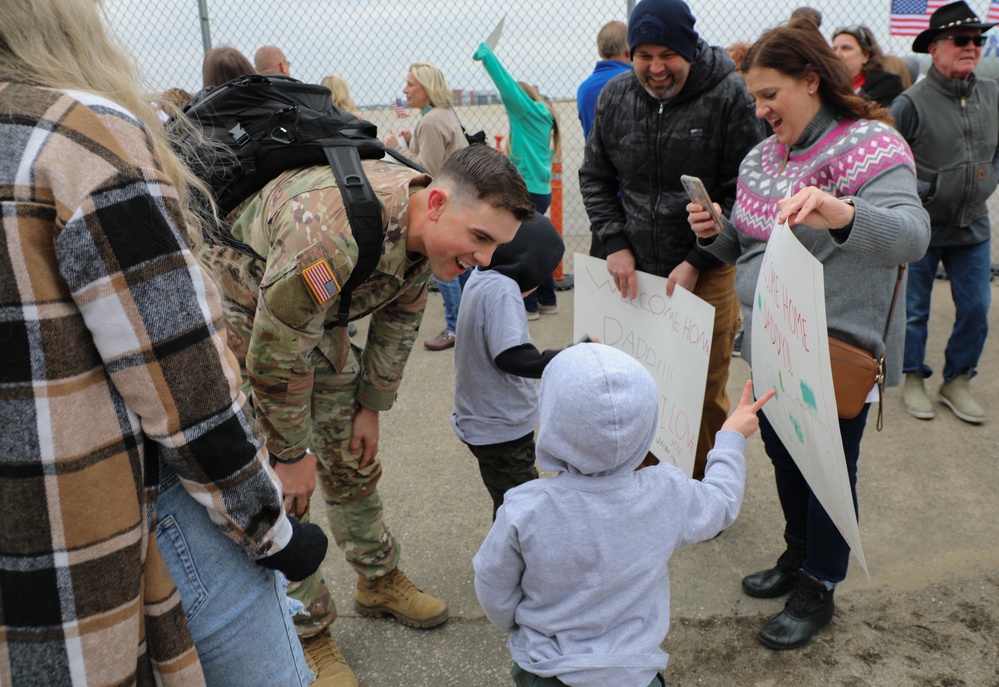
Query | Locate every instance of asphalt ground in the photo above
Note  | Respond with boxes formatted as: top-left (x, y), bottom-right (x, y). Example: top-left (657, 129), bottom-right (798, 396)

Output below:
top-left (308, 280), bottom-right (999, 686)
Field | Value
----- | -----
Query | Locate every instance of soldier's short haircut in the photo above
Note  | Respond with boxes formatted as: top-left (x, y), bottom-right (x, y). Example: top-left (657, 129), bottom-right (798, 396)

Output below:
top-left (597, 21), bottom-right (629, 59)
top-left (435, 146), bottom-right (535, 222)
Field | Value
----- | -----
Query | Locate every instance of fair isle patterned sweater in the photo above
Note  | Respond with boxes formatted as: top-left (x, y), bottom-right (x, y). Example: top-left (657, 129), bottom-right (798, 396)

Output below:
top-left (700, 106), bottom-right (930, 386)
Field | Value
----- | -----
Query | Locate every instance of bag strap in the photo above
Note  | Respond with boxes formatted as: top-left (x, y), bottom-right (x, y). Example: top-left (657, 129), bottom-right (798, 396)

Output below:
top-left (450, 108), bottom-right (485, 145)
top-left (883, 264), bottom-right (906, 343)
top-left (875, 264), bottom-right (907, 431)
top-left (323, 145), bottom-right (384, 327)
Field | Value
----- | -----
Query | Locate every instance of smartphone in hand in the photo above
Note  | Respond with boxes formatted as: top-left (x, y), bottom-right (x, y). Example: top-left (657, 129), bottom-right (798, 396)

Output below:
top-left (680, 174), bottom-right (723, 232)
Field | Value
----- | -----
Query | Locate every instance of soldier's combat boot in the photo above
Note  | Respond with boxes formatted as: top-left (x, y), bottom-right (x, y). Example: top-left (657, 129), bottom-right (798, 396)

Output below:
top-left (354, 568), bottom-right (449, 628)
top-left (301, 630), bottom-right (358, 687)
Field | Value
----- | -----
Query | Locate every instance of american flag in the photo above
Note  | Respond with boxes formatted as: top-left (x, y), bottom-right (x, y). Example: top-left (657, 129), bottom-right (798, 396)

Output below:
top-left (890, 0), bottom-right (947, 35)
top-left (987, 0), bottom-right (999, 24)
top-left (392, 98), bottom-right (410, 119)
top-left (301, 259), bottom-right (339, 304)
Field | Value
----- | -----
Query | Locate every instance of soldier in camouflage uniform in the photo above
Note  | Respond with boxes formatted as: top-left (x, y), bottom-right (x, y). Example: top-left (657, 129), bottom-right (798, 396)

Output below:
top-left (203, 145), bottom-right (535, 687)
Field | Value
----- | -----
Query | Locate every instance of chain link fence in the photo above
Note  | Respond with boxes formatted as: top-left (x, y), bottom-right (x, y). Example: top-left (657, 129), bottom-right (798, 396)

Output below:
top-left (106, 0), bottom-right (999, 274)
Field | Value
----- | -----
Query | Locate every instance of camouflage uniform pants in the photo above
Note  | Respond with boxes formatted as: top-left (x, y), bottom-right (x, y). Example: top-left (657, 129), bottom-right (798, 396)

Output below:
top-left (465, 432), bottom-right (539, 520)
top-left (288, 341), bottom-right (400, 637)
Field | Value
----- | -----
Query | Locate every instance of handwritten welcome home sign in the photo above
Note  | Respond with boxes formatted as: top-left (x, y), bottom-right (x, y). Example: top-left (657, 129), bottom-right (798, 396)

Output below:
top-left (573, 254), bottom-right (715, 477)
top-left (750, 223), bottom-right (868, 575)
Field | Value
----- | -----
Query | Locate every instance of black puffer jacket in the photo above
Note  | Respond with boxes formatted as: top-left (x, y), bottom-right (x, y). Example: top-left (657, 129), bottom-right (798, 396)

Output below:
top-left (580, 41), bottom-right (763, 276)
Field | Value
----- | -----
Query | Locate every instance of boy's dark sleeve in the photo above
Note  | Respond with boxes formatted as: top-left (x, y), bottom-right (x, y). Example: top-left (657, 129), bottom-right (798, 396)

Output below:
top-left (494, 344), bottom-right (561, 379)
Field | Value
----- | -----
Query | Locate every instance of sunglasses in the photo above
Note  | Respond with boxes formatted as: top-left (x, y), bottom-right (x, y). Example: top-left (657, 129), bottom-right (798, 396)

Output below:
top-left (937, 34), bottom-right (987, 47)
top-left (835, 25), bottom-right (871, 48)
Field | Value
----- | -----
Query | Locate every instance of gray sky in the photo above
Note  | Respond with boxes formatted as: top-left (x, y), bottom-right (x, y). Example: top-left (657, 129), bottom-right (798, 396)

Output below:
top-left (106, 0), bottom-right (999, 101)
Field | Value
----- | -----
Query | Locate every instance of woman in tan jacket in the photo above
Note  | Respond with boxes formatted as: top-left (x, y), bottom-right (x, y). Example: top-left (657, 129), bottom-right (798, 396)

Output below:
top-left (384, 62), bottom-right (470, 350)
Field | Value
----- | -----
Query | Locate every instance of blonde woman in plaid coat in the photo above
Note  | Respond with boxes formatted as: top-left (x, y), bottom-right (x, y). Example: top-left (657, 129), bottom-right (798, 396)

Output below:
top-left (0, 1), bottom-right (328, 685)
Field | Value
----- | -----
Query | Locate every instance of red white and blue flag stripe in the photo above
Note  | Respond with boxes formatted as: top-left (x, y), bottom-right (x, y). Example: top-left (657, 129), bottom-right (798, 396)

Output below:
top-left (890, 0), bottom-right (947, 35)
top-left (301, 259), bottom-right (339, 304)
top-left (392, 98), bottom-right (410, 119)
top-left (987, 0), bottom-right (999, 24)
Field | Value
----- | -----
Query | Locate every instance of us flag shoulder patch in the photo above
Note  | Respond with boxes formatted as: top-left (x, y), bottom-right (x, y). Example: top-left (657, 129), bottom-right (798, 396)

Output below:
top-left (301, 259), bottom-right (340, 304)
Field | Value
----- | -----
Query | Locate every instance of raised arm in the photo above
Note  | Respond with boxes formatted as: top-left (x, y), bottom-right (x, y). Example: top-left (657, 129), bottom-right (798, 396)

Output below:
top-left (473, 42), bottom-right (535, 119)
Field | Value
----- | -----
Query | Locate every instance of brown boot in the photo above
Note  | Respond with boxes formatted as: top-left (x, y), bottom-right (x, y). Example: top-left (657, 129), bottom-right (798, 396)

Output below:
top-left (354, 568), bottom-right (449, 628)
top-left (300, 631), bottom-right (358, 687)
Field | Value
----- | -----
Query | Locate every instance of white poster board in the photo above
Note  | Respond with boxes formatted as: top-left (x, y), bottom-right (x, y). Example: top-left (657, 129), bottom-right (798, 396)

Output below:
top-left (573, 254), bottom-right (715, 477)
top-left (750, 222), bottom-right (868, 575)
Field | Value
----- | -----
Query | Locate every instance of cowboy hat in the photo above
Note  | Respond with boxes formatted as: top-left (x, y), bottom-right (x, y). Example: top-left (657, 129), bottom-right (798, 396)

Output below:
top-left (913, 0), bottom-right (995, 53)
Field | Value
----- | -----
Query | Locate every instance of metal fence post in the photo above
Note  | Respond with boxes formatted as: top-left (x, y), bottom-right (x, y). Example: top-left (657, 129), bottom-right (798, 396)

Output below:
top-left (197, 0), bottom-right (212, 54)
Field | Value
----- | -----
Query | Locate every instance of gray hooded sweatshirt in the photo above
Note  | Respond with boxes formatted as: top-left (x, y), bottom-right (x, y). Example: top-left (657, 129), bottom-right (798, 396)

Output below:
top-left (473, 344), bottom-right (746, 687)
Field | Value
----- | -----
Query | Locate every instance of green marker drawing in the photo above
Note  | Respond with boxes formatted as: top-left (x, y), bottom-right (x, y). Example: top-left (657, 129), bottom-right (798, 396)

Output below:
top-left (757, 293), bottom-right (763, 310)
top-left (778, 370), bottom-right (785, 392)
top-left (800, 381), bottom-right (817, 412)
top-left (790, 414), bottom-right (804, 443)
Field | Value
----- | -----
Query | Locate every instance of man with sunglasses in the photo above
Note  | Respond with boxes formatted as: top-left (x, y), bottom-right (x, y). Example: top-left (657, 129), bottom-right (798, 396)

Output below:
top-left (889, 0), bottom-right (998, 425)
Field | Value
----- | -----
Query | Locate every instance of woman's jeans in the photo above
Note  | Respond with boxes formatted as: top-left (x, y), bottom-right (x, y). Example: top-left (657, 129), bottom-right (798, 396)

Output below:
top-left (758, 405), bottom-right (870, 585)
top-left (156, 466), bottom-right (312, 686)
top-left (523, 192), bottom-right (557, 312)
top-left (903, 239), bottom-right (991, 382)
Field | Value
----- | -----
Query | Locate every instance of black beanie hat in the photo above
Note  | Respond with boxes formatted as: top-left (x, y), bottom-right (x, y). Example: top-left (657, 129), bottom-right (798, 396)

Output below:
top-left (628, 0), bottom-right (699, 62)
top-left (480, 212), bottom-right (565, 293)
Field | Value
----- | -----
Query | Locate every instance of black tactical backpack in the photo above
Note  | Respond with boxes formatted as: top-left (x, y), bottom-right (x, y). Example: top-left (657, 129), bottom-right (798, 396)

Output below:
top-left (170, 73), bottom-right (427, 325)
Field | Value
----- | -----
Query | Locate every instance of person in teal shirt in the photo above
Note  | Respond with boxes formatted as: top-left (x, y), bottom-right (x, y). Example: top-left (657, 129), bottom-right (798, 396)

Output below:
top-left (474, 41), bottom-right (561, 318)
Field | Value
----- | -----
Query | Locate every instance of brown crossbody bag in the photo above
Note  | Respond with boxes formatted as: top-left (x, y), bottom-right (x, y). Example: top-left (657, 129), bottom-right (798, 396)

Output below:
top-left (828, 265), bottom-right (905, 430)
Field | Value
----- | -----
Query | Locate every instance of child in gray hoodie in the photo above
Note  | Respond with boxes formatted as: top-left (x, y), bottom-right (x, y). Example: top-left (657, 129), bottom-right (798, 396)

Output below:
top-left (473, 344), bottom-right (774, 687)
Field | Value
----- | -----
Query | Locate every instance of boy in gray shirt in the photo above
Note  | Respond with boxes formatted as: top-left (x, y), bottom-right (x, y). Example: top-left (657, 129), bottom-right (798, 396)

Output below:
top-left (451, 212), bottom-right (565, 518)
top-left (474, 344), bottom-right (774, 686)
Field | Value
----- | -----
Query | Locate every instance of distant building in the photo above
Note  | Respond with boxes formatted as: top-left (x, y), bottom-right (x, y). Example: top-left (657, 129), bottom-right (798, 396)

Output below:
top-left (452, 89), bottom-right (500, 106)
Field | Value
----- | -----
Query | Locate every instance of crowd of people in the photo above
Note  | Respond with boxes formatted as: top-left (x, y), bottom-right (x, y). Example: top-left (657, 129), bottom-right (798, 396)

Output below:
top-left (0, 0), bottom-right (993, 685)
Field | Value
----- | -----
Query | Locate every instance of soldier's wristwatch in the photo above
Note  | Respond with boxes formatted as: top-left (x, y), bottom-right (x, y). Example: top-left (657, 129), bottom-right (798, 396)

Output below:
top-left (273, 451), bottom-right (308, 465)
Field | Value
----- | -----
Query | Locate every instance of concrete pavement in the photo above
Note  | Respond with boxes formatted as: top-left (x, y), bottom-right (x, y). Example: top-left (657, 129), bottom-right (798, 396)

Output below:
top-left (309, 281), bottom-right (999, 686)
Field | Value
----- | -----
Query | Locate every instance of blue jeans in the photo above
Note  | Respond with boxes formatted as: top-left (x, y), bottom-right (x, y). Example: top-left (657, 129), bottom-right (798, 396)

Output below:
top-left (903, 239), bottom-right (991, 382)
top-left (523, 192), bottom-right (557, 312)
top-left (156, 467), bottom-right (312, 687)
top-left (758, 405), bottom-right (870, 585)
top-left (436, 276), bottom-right (463, 334)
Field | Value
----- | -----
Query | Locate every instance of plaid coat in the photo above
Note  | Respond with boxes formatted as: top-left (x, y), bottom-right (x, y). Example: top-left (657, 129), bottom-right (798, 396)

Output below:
top-left (0, 81), bottom-right (294, 686)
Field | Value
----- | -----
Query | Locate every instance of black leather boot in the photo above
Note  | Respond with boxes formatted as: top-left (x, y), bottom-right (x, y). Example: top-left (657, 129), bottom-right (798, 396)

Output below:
top-left (757, 570), bottom-right (835, 650)
top-left (741, 532), bottom-right (806, 598)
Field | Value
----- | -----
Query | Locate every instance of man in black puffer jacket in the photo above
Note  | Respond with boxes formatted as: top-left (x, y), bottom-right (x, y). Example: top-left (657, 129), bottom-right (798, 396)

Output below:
top-left (580, 0), bottom-right (763, 480)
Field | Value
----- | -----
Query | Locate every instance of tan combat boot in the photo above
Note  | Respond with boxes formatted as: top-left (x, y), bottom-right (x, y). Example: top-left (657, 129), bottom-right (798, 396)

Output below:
top-left (354, 568), bottom-right (449, 628)
top-left (902, 372), bottom-right (935, 420)
top-left (300, 631), bottom-right (358, 687)
top-left (939, 374), bottom-right (985, 424)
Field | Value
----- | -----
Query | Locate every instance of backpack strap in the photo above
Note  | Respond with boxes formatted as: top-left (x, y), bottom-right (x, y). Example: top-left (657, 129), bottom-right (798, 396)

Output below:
top-left (323, 145), bottom-right (384, 327)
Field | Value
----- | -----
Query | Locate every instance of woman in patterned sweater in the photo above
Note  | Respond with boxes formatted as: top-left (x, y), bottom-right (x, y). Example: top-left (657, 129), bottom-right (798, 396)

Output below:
top-left (0, 1), bottom-right (327, 685)
top-left (687, 19), bottom-right (930, 652)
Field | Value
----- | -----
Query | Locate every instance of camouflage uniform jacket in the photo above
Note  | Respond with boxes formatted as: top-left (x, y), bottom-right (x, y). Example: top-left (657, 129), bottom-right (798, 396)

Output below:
top-left (204, 160), bottom-right (433, 461)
